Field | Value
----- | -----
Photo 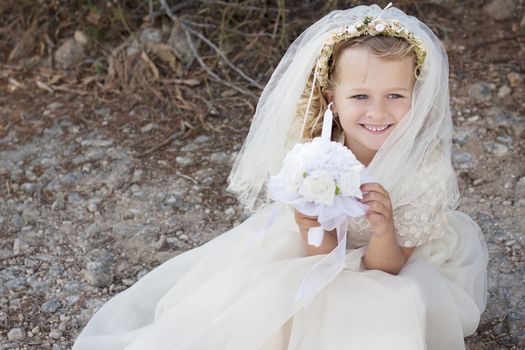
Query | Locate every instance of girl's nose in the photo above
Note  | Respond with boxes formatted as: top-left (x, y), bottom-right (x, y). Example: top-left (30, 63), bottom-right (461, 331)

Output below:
top-left (366, 99), bottom-right (387, 120)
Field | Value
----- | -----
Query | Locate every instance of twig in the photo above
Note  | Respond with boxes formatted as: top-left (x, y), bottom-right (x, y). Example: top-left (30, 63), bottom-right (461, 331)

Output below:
top-left (138, 130), bottom-right (186, 157)
top-left (159, 0), bottom-right (262, 96)
top-left (176, 171), bottom-right (198, 185)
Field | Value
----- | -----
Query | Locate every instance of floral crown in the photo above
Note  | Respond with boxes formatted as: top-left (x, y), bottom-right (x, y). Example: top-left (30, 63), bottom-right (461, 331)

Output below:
top-left (315, 15), bottom-right (427, 91)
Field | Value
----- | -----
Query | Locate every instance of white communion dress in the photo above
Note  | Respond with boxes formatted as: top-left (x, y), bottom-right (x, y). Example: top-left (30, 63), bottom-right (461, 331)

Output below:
top-left (73, 149), bottom-right (488, 350)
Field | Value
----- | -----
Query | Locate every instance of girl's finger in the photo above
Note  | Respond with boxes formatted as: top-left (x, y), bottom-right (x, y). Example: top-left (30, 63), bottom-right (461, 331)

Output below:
top-left (364, 201), bottom-right (391, 218)
top-left (359, 191), bottom-right (391, 209)
top-left (360, 183), bottom-right (388, 196)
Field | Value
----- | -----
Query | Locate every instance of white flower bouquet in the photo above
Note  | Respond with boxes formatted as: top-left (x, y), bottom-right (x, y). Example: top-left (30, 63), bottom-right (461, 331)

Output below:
top-left (267, 103), bottom-right (369, 247)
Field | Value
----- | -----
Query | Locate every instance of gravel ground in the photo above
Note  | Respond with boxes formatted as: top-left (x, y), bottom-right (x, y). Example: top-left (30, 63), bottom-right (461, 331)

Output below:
top-left (1, 1), bottom-right (524, 349)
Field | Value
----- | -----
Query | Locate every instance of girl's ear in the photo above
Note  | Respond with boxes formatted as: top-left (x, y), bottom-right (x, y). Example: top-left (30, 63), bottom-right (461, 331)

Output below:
top-left (323, 90), bottom-right (337, 113)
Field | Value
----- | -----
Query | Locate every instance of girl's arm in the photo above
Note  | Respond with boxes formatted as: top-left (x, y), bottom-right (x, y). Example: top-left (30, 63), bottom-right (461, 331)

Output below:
top-left (294, 209), bottom-right (338, 256)
top-left (362, 229), bottom-right (415, 275)
top-left (359, 183), bottom-right (415, 275)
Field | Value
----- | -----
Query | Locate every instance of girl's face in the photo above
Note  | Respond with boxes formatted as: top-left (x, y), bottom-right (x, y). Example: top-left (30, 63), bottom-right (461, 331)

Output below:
top-left (325, 47), bottom-right (415, 166)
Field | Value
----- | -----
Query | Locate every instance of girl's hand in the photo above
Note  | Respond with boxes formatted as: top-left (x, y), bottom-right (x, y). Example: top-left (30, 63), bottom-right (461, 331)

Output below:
top-left (359, 183), bottom-right (395, 237)
top-left (293, 208), bottom-right (320, 232)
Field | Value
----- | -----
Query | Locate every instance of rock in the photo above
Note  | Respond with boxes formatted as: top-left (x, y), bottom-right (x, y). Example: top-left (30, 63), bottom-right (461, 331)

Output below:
top-left (68, 192), bottom-right (85, 205)
top-left (13, 237), bottom-right (31, 254)
top-left (132, 169), bottom-right (143, 183)
top-left (181, 143), bottom-right (200, 152)
top-left (87, 202), bottom-right (98, 213)
top-left (209, 152), bottom-right (229, 163)
top-left (84, 261), bottom-right (113, 287)
top-left (140, 27), bottom-right (163, 44)
top-left (51, 197), bottom-right (65, 211)
top-left (467, 81), bottom-right (495, 101)
top-left (497, 85), bottom-right (512, 98)
top-left (153, 235), bottom-right (168, 251)
top-left (54, 38), bottom-right (85, 69)
top-left (452, 152), bottom-right (475, 169)
top-left (482, 0), bottom-right (516, 20)
top-left (104, 161), bottom-right (133, 191)
top-left (49, 328), bottom-right (62, 339)
top-left (11, 213), bottom-right (25, 228)
top-left (95, 107), bottom-right (112, 118)
top-left (517, 177), bottom-right (525, 196)
top-left (74, 30), bottom-right (89, 46)
top-left (507, 72), bottom-right (524, 88)
top-left (496, 135), bottom-right (512, 143)
top-left (195, 135), bottom-right (210, 143)
top-left (0, 311), bottom-right (6, 322)
top-left (7, 327), bottom-right (25, 341)
top-left (80, 139), bottom-right (113, 147)
top-left (225, 207), bottom-right (235, 216)
top-left (140, 123), bottom-right (160, 133)
top-left (46, 102), bottom-right (64, 110)
top-left (167, 22), bottom-right (195, 65)
top-left (176, 156), bottom-right (194, 166)
top-left (22, 206), bottom-right (40, 223)
top-left (511, 117), bottom-right (525, 138)
top-left (40, 300), bottom-right (61, 314)
top-left (452, 127), bottom-right (474, 146)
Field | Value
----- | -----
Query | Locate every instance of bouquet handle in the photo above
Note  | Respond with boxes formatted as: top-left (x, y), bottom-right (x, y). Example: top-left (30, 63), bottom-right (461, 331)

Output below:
top-left (307, 226), bottom-right (325, 247)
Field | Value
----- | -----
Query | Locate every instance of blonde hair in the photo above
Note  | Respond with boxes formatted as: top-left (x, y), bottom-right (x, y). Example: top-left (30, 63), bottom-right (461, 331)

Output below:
top-left (297, 36), bottom-right (418, 141)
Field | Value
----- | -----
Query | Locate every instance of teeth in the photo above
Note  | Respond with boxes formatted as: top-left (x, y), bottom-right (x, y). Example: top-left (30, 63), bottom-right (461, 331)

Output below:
top-left (363, 124), bottom-right (389, 131)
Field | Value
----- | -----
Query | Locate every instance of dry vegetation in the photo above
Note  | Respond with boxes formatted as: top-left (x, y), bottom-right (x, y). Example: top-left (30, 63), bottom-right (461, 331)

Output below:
top-left (0, 0), bottom-right (524, 349)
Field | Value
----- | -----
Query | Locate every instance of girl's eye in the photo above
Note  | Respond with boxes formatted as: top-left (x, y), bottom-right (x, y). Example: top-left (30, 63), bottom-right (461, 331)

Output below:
top-left (387, 94), bottom-right (403, 99)
top-left (351, 95), bottom-right (368, 100)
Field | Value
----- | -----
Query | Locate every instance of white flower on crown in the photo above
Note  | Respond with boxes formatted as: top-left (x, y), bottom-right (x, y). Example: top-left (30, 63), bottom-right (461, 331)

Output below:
top-left (346, 24), bottom-right (357, 34)
top-left (374, 23), bottom-right (386, 32)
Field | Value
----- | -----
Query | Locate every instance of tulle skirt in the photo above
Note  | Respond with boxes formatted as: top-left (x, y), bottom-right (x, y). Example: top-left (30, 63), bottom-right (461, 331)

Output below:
top-left (73, 202), bottom-right (488, 350)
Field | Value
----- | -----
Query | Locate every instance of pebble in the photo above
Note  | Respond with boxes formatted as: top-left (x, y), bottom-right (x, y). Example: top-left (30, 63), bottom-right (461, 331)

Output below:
top-left (452, 127), bottom-right (473, 146)
top-left (225, 207), bottom-right (236, 216)
top-left (0, 311), bottom-right (7, 322)
top-left (11, 213), bottom-right (25, 228)
top-left (209, 152), bottom-right (229, 163)
top-left (452, 152), bottom-right (475, 169)
top-left (176, 156), bottom-right (194, 166)
top-left (68, 192), bottom-right (85, 204)
top-left (84, 261), bottom-right (113, 287)
top-left (87, 202), bottom-right (98, 213)
top-left (7, 327), bottom-right (25, 341)
top-left (140, 123), bottom-right (160, 133)
top-left (497, 85), bottom-right (512, 98)
top-left (467, 81), bottom-right (495, 101)
top-left (46, 102), bottom-right (64, 110)
top-left (507, 72), bottom-right (524, 88)
top-left (484, 143), bottom-right (509, 157)
top-left (40, 300), bottom-right (62, 314)
top-left (49, 328), bottom-right (62, 339)
top-left (195, 135), bottom-right (210, 143)
top-left (496, 135), bottom-right (512, 143)
top-left (13, 237), bottom-right (31, 254)
top-left (80, 139), bottom-right (114, 147)
top-left (153, 235), bottom-right (168, 251)
top-left (482, 0), bottom-right (516, 20)
top-left (51, 198), bottom-right (66, 211)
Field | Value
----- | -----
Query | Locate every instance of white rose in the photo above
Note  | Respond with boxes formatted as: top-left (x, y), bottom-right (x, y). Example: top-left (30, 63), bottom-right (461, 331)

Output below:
top-left (337, 165), bottom-right (364, 198)
top-left (299, 170), bottom-right (336, 206)
top-left (281, 157), bottom-right (305, 193)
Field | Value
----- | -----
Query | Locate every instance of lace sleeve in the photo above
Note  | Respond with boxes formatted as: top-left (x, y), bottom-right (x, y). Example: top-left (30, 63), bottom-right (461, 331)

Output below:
top-left (392, 157), bottom-right (451, 248)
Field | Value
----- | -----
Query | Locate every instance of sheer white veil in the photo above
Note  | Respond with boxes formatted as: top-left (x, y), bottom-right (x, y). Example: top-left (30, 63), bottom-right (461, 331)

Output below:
top-left (227, 4), bottom-right (459, 214)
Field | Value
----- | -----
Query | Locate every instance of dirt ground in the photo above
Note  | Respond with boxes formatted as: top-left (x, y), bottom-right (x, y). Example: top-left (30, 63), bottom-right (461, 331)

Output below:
top-left (0, 1), bottom-right (524, 349)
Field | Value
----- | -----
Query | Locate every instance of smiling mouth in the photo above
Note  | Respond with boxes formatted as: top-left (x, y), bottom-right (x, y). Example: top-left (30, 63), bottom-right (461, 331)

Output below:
top-left (360, 124), bottom-right (393, 133)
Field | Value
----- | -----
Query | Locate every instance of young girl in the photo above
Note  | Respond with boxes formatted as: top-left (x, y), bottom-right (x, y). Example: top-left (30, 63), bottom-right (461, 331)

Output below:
top-left (73, 4), bottom-right (488, 349)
